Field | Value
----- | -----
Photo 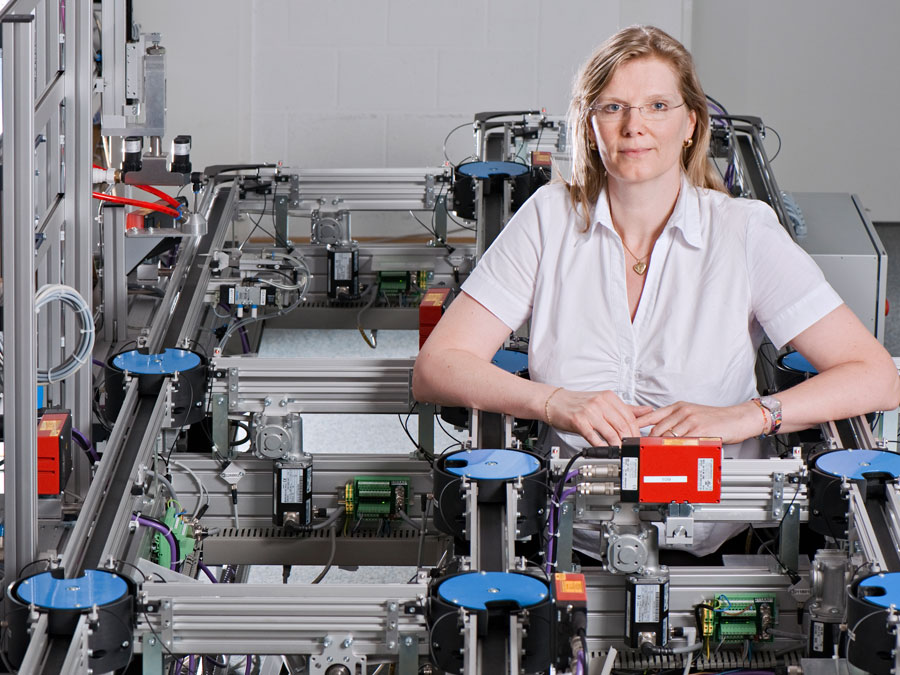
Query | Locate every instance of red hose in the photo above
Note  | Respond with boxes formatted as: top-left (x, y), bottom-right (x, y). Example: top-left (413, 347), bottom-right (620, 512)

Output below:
top-left (134, 184), bottom-right (180, 208)
top-left (92, 192), bottom-right (180, 218)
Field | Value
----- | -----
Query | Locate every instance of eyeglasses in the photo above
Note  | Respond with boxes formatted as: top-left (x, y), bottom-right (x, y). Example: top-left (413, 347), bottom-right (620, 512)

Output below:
top-left (589, 100), bottom-right (686, 122)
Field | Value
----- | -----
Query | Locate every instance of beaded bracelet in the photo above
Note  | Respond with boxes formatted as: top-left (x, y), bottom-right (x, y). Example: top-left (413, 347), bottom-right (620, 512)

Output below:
top-left (751, 398), bottom-right (774, 436)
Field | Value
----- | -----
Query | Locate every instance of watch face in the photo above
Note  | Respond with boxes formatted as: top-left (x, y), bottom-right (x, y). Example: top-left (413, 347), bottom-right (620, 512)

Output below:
top-left (759, 396), bottom-right (782, 413)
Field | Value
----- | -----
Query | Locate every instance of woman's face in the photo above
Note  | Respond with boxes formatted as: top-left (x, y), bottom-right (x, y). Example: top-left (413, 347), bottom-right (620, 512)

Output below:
top-left (590, 57), bottom-right (696, 189)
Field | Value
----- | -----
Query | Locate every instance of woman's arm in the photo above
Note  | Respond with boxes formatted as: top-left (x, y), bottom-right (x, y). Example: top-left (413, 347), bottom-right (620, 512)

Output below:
top-left (635, 304), bottom-right (900, 442)
top-left (413, 292), bottom-right (651, 446)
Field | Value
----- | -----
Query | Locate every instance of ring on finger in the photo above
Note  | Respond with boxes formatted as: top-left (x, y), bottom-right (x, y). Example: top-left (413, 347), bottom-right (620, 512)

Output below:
top-left (669, 429), bottom-right (680, 437)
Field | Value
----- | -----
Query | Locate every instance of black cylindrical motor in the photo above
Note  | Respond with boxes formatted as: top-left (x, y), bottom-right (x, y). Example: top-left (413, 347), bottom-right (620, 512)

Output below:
top-left (105, 347), bottom-right (208, 427)
top-left (170, 134), bottom-right (192, 174)
top-left (122, 135), bottom-right (143, 174)
top-left (846, 572), bottom-right (900, 675)
top-left (451, 161), bottom-right (530, 220)
top-left (432, 448), bottom-right (546, 540)
top-left (4, 568), bottom-right (136, 672)
top-left (774, 350), bottom-right (818, 392)
top-left (808, 449), bottom-right (900, 539)
top-left (428, 571), bottom-right (552, 675)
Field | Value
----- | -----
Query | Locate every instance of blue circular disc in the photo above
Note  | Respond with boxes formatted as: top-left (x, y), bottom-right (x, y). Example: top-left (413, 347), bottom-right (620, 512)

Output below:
top-left (16, 570), bottom-right (129, 609)
top-left (491, 349), bottom-right (528, 375)
top-left (444, 448), bottom-right (540, 480)
top-left (858, 573), bottom-right (900, 608)
top-left (112, 348), bottom-right (202, 374)
top-left (815, 449), bottom-right (900, 480)
top-left (438, 572), bottom-right (548, 610)
top-left (781, 352), bottom-right (818, 374)
top-left (457, 161), bottom-right (529, 179)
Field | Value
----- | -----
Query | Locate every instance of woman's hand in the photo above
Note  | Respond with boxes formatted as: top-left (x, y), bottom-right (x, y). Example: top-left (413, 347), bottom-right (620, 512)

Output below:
top-left (546, 389), bottom-right (653, 446)
top-left (634, 400), bottom-right (767, 445)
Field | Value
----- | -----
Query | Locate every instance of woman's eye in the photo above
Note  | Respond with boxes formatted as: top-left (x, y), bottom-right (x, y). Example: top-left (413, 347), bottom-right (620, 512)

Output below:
top-left (604, 103), bottom-right (622, 113)
top-left (651, 101), bottom-right (668, 111)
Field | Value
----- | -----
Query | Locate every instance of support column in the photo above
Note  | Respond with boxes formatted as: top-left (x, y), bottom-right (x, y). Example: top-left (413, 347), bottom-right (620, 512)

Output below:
top-left (2, 12), bottom-right (39, 580)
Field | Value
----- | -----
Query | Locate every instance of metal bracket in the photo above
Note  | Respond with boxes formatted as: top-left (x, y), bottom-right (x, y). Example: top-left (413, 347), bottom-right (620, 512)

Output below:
top-left (557, 500), bottom-right (576, 573)
top-left (141, 633), bottom-right (164, 675)
top-left (398, 634), bottom-right (418, 675)
top-left (463, 478), bottom-right (478, 571)
top-left (505, 480), bottom-right (521, 570)
top-left (309, 634), bottom-right (366, 674)
top-left (160, 599), bottom-right (174, 651)
top-left (664, 502), bottom-right (695, 545)
top-left (274, 194), bottom-right (290, 244)
top-left (227, 367), bottom-right (239, 412)
top-left (771, 472), bottom-right (785, 520)
top-left (212, 390), bottom-right (229, 459)
top-left (424, 174), bottom-right (436, 209)
top-left (385, 600), bottom-right (400, 651)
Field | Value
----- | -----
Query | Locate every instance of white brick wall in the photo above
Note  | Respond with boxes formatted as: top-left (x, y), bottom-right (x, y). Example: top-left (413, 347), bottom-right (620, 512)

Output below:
top-left (135, 1), bottom-right (900, 223)
top-left (137, 0), bottom-right (685, 175)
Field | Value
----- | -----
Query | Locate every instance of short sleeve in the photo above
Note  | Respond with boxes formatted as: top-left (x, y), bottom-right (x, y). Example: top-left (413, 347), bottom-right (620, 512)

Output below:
top-left (745, 201), bottom-right (843, 349)
top-left (460, 191), bottom-right (546, 331)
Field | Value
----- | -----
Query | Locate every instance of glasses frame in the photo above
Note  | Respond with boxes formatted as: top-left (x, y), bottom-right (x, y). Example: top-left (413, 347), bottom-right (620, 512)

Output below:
top-left (588, 100), bottom-right (687, 122)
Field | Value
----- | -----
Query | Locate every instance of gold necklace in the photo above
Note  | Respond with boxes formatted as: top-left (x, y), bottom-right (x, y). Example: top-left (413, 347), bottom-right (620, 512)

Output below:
top-left (619, 238), bottom-right (650, 275)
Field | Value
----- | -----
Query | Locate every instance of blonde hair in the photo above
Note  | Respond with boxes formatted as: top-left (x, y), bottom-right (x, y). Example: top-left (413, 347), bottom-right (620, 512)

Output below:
top-left (565, 25), bottom-right (726, 230)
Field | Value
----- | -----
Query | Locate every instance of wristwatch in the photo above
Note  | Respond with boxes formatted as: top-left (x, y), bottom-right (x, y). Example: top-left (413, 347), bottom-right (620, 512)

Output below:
top-left (756, 395), bottom-right (783, 435)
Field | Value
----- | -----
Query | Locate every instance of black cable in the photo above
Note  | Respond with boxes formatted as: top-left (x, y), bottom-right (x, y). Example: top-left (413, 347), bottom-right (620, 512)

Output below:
top-left (443, 122), bottom-right (473, 166)
top-left (706, 94), bottom-right (731, 116)
top-left (765, 125), bottom-right (783, 162)
top-left (228, 421), bottom-right (251, 447)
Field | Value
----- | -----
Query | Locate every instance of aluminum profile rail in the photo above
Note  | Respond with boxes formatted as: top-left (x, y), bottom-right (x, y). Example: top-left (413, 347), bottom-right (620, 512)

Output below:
top-left (137, 583), bottom-right (429, 657)
top-left (209, 356), bottom-right (416, 414)
top-left (292, 167), bottom-right (449, 211)
top-left (576, 457), bottom-right (807, 524)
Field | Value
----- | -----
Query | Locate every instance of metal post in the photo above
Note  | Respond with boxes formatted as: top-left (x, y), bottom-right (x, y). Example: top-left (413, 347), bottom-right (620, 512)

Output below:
top-left (102, 205), bottom-right (129, 343)
top-left (65, 0), bottom-right (96, 499)
top-left (274, 194), bottom-right (290, 244)
top-left (2, 11), bottom-right (40, 580)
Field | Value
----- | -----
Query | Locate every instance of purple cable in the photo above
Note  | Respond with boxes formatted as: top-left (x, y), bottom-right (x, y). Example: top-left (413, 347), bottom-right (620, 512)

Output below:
top-left (189, 655), bottom-right (195, 674)
top-left (132, 514), bottom-right (179, 570)
top-left (238, 325), bottom-right (251, 353)
top-left (575, 650), bottom-right (584, 675)
top-left (92, 358), bottom-right (107, 369)
top-left (71, 427), bottom-right (101, 463)
top-left (245, 655), bottom-right (252, 675)
top-left (198, 561), bottom-right (218, 583)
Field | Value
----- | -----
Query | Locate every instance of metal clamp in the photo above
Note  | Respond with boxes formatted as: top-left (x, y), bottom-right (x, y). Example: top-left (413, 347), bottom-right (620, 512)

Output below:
top-left (771, 472), bottom-right (785, 520)
top-left (664, 502), bottom-right (694, 545)
top-left (385, 600), bottom-right (400, 651)
top-left (310, 634), bottom-right (366, 674)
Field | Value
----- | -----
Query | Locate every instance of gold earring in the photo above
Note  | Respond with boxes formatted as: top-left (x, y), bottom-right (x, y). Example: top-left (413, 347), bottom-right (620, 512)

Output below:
top-left (683, 138), bottom-right (693, 148)
top-left (589, 139), bottom-right (598, 150)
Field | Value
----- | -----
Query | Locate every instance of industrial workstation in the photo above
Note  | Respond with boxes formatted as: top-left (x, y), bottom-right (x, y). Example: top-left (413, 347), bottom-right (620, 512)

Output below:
top-left (4, 2), bottom-right (900, 674)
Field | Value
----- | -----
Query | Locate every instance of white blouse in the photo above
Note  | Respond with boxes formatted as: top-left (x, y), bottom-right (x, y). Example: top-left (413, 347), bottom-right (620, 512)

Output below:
top-left (463, 175), bottom-right (842, 452)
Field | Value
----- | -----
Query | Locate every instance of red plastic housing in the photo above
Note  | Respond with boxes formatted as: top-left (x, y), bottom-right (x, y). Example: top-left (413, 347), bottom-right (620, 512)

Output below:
top-left (622, 437), bottom-right (722, 503)
top-left (418, 288), bottom-right (452, 349)
top-left (37, 411), bottom-right (72, 495)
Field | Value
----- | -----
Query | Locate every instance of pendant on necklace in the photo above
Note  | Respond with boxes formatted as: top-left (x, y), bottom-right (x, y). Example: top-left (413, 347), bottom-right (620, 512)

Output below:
top-left (632, 261), bottom-right (647, 275)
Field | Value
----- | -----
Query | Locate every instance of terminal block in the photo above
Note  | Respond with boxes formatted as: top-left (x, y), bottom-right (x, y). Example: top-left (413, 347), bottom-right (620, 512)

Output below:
top-left (697, 593), bottom-right (776, 643)
top-left (345, 476), bottom-right (410, 519)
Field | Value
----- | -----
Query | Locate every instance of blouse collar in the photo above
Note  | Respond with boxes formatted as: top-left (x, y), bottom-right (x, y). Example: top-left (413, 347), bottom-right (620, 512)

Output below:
top-left (585, 173), bottom-right (703, 249)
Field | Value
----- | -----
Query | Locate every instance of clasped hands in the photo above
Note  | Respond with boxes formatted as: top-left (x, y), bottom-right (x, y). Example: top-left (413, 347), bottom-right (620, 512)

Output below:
top-left (544, 388), bottom-right (765, 447)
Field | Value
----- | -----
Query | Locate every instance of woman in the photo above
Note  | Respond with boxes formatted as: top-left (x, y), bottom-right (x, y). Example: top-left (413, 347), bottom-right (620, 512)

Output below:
top-left (412, 26), bottom-right (900, 555)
